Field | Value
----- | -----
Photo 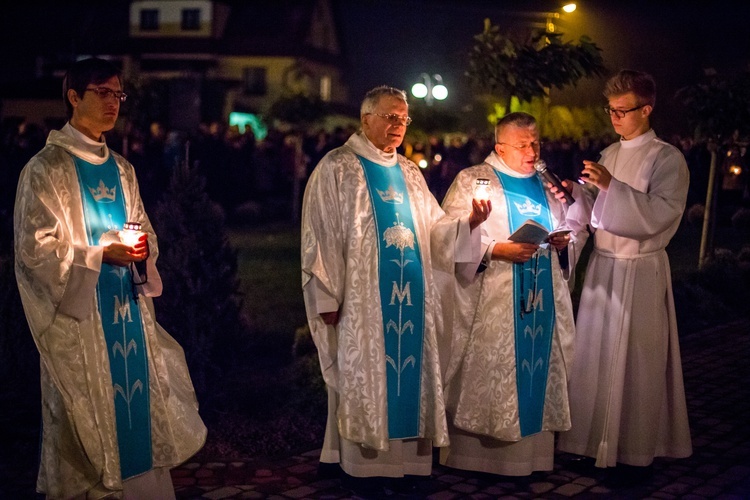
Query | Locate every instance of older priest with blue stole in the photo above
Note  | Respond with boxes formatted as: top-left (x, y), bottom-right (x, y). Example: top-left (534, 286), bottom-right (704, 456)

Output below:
top-left (439, 112), bottom-right (586, 476)
top-left (14, 57), bottom-right (205, 499)
top-left (301, 86), bottom-right (490, 495)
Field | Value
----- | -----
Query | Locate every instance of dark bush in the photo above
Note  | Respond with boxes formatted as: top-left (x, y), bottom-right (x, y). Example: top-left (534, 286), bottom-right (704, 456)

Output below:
top-left (151, 159), bottom-right (250, 411)
top-left (673, 246), bottom-right (750, 334)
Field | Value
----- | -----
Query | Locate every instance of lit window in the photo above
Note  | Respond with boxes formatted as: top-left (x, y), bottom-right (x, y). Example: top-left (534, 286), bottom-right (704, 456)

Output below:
top-left (320, 75), bottom-right (331, 102)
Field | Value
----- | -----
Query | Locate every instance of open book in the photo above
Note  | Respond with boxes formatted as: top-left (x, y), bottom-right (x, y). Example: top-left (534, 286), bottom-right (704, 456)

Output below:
top-left (508, 219), bottom-right (573, 245)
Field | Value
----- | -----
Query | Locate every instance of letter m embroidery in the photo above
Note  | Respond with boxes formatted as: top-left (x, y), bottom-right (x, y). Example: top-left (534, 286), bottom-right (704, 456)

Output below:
top-left (526, 288), bottom-right (544, 312)
top-left (390, 281), bottom-right (412, 306)
top-left (113, 295), bottom-right (133, 324)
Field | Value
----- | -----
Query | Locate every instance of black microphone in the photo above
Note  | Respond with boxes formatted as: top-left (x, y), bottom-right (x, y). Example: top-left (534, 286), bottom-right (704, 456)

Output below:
top-left (534, 160), bottom-right (575, 205)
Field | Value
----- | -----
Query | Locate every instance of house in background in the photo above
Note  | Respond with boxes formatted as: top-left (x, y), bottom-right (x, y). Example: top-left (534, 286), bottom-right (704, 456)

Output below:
top-left (0, 0), bottom-right (353, 138)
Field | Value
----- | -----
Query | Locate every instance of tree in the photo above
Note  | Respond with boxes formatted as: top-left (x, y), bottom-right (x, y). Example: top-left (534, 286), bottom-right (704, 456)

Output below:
top-left (151, 152), bottom-right (249, 408)
top-left (268, 93), bottom-right (330, 129)
top-left (466, 19), bottom-right (606, 117)
top-left (675, 73), bottom-right (750, 140)
top-left (675, 71), bottom-right (750, 267)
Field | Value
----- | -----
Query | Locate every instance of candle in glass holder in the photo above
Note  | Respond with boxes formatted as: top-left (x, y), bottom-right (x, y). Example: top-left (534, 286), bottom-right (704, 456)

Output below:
top-left (120, 222), bottom-right (144, 247)
top-left (474, 178), bottom-right (492, 201)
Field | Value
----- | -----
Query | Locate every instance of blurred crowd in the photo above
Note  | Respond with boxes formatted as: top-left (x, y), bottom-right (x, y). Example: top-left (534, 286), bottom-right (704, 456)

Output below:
top-left (1, 119), bottom-right (748, 230)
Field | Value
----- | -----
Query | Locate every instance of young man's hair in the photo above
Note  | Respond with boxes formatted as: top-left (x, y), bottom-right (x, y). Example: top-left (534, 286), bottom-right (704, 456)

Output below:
top-left (62, 57), bottom-right (122, 119)
top-left (495, 111), bottom-right (537, 143)
top-left (603, 69), bottom-right (656, 107)
top-left (360, 86), bottom-right (407, 117)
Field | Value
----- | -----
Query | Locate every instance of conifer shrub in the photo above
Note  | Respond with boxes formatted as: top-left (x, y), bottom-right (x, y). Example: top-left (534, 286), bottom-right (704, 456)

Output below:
top-left (151, 158), bottom-right (250, 410)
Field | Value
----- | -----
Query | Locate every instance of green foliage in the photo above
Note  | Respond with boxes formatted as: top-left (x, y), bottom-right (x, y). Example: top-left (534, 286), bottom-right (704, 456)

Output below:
top-left (151, 160), bottom-right (249, 409)
top-left (466, 19), bottom-right (606, 109)
top-left (407, 101), bottom-right (461, 135)
top-left (672, 246), bottom-right (750, 334)
top-left (675, 72), bottom-right (750, 140)
top-left (268, 93), bottom-right (330, 127)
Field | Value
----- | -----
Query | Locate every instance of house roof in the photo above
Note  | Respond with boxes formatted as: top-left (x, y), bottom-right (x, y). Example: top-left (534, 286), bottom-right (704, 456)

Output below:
top-left (0, 0), bottom-right (347, 82)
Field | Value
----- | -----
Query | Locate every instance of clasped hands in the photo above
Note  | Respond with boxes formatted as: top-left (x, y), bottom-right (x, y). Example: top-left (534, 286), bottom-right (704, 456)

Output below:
top-left (103, 233), bottom-right (149, 267)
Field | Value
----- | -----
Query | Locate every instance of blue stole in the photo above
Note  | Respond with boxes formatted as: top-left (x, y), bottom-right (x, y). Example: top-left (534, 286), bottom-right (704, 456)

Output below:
top-left (494, 169), bottom-right (556, 437)
top-left (359, 156), bottom-right (425, 439)
top-left (73, 155), bottom-right (152, 479)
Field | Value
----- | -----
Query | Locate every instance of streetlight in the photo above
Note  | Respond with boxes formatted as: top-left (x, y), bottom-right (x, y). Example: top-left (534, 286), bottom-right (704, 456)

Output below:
top-left (411, 73), bottom-right (448, 106)
top-left (546, 3), bottom-right (576, 33)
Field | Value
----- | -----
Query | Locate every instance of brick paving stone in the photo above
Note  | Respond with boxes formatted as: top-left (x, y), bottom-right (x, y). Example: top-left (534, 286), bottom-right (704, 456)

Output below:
top-left (281, 485), bottom-right (317, 498)
top-left (529, 481), bottom-right (555, 494)
top-left (589, 485), bottom-right (614, 494)
top-left (481, 485), bottom-right (507, 495)
top-left (679, 475), bottom-right (707, 486)
top-left (202, 486), bottom-right (243, 499)
top-left (449, 481), bottom-right (478, 494)
top-left (436, 473), bottom-right (464, 485)
top-left (195, 468), bottom-right (215, 478)
top-left (659, 482), bottom-right (693, 495)
top-left (426, 491), bottom-right (462, 500)
top-left (287, 463), bottom-right (316, 474)
top-left (572, 476), bottom-right (597, 487)
top-left (237, 492), bottom-right (264, 499)
top-left (692, 485), bottom-right (726, 497)
top-left (553, 482), bottom-right (588, 496)
top-left (650, 492), bottom-right (678, 499)
top-left (696, 464), bottom-right (723, 475)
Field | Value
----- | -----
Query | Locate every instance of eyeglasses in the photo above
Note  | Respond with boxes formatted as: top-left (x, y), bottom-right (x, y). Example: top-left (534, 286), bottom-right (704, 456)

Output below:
top-left (603, 105), bottom-right (644, 119)
top-left (85, 87), bottom-right (128, 103)
top-left (498, 141), bottom-right (542, 152)
top-left (368, 113), bottom-right (412, 126)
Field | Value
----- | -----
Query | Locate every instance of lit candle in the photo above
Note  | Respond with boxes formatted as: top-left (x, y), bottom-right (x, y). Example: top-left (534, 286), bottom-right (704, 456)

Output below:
top-left (120, 222), bottom-right (144, 247)
top-left (474, 178), bottom-right (492, 201)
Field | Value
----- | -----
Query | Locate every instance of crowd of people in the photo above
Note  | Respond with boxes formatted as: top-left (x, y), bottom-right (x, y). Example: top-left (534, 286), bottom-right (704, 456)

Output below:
top-left (2, 109), bottom-right (745, 231)
top-left (3, 55), bottom-right (748, 499)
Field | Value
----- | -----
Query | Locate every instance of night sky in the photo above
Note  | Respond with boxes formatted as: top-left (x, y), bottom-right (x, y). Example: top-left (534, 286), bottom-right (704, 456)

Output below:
top-left (337, 0), bottom-right (750, 115)
top-left (1, 0), bottom-right (749, 126)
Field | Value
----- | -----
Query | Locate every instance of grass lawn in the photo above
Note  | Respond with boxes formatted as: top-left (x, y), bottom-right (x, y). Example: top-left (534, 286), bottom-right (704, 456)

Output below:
top-left (228, 220), bottom-right (307, 362)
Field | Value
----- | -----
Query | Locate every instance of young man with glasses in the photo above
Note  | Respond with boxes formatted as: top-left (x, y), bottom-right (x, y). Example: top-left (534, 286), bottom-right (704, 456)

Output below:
top-left (301, 85), bottom-right (490, 496)
top-left (14, 57), bottom-right (206, 499)
top-left (438, 111), bottom-right (587, 476)
top-left (556, 69), bottom-right (692, 483)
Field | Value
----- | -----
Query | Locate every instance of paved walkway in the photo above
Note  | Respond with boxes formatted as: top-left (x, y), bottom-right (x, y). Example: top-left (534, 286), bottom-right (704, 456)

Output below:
top-left (172, 320), bottom-right (750, 499)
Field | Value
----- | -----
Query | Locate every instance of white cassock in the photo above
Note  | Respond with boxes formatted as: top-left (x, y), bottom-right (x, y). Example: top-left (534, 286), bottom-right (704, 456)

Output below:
top-left (557, 129), bottom-right (693, 467)
top-left (437, 152), bottom-right (587, 476)
top-left (301, 131), bottom-right (482, 478)
top-left (14, 124), bottom-right (207, 499)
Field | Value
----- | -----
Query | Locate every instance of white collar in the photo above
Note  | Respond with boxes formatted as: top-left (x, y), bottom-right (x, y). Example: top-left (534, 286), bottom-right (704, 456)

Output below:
top-left (344, 131), bottom-right (398, 166)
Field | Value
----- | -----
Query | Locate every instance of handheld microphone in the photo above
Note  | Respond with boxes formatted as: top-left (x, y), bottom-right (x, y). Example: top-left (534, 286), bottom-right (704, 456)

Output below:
top-left (534, 160), bottom-right (575, 205)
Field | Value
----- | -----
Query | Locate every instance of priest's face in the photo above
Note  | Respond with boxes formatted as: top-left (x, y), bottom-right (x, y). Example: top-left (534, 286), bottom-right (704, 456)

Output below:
top-left (494, 124), bottom-right (540, 175)
top-left (68, 74), bottom-right (122, 142)
top-left (362, 95), bottom-right (409, 153)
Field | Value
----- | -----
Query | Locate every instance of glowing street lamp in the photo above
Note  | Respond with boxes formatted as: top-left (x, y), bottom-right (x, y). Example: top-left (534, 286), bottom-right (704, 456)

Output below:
top-left (411, 73), bottom-right (448, 106)
top-left (546, 3), bottom-right (577, 32)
